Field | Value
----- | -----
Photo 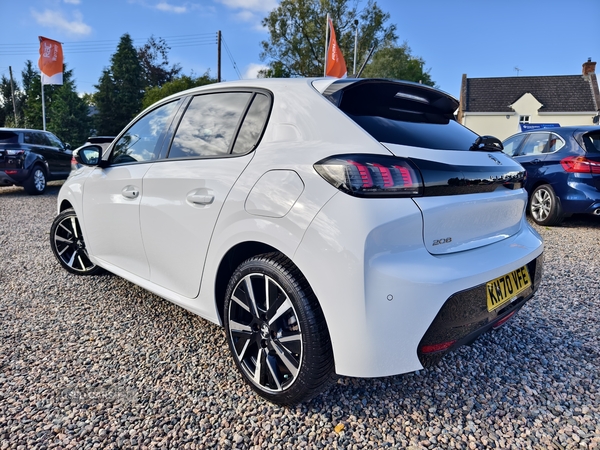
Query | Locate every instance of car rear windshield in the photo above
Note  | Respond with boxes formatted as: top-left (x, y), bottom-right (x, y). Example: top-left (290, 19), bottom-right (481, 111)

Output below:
top-left (0, 131), bottom-right (19, 144)
top-left (347, 114), bottom-right (479, 150)
top-left (328, 80), bottom-right (479, 151)
top-left (582, 131), bottom-right (600, 153)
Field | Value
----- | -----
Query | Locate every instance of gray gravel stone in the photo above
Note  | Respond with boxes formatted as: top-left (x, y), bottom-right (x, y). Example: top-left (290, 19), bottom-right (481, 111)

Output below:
top-left (1, 182), bottom-right (599, 449)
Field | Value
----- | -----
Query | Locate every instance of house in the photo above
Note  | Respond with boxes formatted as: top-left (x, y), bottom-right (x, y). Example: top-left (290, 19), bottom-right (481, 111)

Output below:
top-left (457, 59), bottom-right (600, 140)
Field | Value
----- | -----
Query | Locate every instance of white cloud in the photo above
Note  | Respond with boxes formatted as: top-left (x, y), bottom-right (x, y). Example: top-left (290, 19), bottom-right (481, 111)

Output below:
top-left (235, 10), bottom-right (255, 22)
top-left (244, 63), bottom-right (269, 79)
top-left (31, 9), bottom-right (92, 36)
top-left (63, 0), bottom-right (81, 4)
top-left (156, 2), bottom-right (187, 13)
top-left (218, 0), bottom-right (277, 12)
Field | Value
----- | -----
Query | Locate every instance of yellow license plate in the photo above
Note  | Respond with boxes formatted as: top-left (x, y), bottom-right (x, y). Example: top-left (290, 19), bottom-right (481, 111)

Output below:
top-left (486, 266), bottom-right (531, 311)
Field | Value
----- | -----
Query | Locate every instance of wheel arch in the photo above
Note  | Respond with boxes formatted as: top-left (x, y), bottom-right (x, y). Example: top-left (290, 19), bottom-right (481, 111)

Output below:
top-left (214, 241), bottom-right (313, 326)
top-left (527, 181), bottom-right (564, 210)
top-left (59, 199), bottom-right (74, 212)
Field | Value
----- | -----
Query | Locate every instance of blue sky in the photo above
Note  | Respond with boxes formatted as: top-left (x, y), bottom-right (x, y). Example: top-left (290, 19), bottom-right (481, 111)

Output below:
top-left (0, 0), bottom-right (598, 99)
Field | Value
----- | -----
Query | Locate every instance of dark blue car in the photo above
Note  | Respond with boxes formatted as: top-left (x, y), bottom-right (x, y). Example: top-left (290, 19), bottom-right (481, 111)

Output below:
top-left (502, 126), bottom-right (600, 226)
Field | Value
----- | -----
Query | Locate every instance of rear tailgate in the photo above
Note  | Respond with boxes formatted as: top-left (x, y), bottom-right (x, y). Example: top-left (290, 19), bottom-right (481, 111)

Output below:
top-left (385, 144), bottom-right (527, 255)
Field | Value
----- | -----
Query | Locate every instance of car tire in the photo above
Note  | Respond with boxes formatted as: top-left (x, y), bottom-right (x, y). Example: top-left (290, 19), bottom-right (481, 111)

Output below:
top-left (224, 253), bottom-right (335, 405)
top-left (50, 208), bottom-right (103, 275)
top-left (529, 184), bottom-right (564, 226)
top-left (23, 165), bottom-right (47, 195)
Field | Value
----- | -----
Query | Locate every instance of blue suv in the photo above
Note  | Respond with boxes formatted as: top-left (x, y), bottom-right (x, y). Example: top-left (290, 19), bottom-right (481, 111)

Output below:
top-left (503, 126), bottom-right (600, 225)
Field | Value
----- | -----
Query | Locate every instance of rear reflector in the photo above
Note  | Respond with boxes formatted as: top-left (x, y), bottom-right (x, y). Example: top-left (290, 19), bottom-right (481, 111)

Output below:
top-left (561, 156), bottom-right (600, 174)
top-left (420, 340), bottom-right (456, 354)
top-left (314, 154), bottom-right (423, 198)
top-left (492, 310), bottom-right (516, 329)
top-left (5, 170), bottom-right (17, 175)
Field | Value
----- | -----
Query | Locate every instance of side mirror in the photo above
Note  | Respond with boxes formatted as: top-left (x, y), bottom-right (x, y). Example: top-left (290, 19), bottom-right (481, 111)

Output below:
top-left (64, 143), bottom-right (71, 150)
top-left (74, 145), bottom-right (102, 166)
top-left (470, 135), bottom-right (504, 152)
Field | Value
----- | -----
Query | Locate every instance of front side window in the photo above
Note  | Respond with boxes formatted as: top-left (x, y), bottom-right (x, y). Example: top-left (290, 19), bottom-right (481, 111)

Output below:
top-left (168, 92), bottom-right (252, 159)
top-left (46, 133), bottom-right (64, 150)
top-left (111, 100), bottom-right (180, 165)
top-left (502, 134), bottom-right (527, 157)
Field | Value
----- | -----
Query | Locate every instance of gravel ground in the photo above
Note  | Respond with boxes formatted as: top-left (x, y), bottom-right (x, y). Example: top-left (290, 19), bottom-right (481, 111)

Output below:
top-left (1, 182), bottom-right (599, 450)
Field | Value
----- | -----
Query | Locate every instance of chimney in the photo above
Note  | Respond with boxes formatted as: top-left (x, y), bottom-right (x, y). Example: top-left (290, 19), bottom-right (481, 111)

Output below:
top-left (583, 58), bottom-right (596, 76)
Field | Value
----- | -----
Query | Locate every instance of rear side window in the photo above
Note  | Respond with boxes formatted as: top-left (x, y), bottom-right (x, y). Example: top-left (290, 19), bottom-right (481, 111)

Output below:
top-left (329, 80), bottom-right (478, 150)
top-left (0, 131), bottom-right (19, 144)
top-left (519, 133), bottom-right (550, 156)
top-left (168, 92), bottom-right (252, 159)
top-left (582, 131), bottom-right (600, 153)
top-left (232, 93), bottom-right (271, 155)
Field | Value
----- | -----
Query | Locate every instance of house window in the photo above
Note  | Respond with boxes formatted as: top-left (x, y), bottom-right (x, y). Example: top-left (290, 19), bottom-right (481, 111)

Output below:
top-left (519, 115), bottom-right (530, 123)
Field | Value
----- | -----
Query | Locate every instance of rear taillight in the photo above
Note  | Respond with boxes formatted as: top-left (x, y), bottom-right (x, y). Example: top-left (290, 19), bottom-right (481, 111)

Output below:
top-left (314, 154), bottom-right (423, 197)
top-left (560, 156), bottom-right (600, 174)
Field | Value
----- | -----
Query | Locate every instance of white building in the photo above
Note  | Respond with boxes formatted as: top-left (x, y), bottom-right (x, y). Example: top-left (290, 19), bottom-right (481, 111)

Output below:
top-left (457, 59), bottom-right (600, 140)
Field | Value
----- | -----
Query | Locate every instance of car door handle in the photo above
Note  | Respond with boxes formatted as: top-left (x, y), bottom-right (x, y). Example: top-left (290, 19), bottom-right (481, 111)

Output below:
top-left (187, 191), bottom-right (214, 205)
top-left (121, 185), bottom-right (140, 199)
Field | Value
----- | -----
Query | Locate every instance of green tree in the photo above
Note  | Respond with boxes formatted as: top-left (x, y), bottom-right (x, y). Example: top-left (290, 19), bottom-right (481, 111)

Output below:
top-left (142, 73), bottom-right (217, 109)
top-left (361, 42), bottom-right (435, 86)
top-left (20, 64), bottom-right (91, 146)
top-left (94, 33), bottom-right (144, 135)
top-left (260, 0), bottom-right (397, 77)
top-left (138, 36), bottom-right (182, 89)
top-left (48, 70), bottom-right (92, 147)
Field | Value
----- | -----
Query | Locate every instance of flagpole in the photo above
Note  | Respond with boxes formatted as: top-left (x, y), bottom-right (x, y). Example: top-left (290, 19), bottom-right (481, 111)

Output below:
top-left (324, 13), bottom-right (329, 77)
top-left (41, 80), bottom-right (46, 131)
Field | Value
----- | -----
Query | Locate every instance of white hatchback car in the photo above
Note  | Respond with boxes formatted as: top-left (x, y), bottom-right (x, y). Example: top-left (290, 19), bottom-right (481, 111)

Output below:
top-left (51, 78), bottom-right (543, 404)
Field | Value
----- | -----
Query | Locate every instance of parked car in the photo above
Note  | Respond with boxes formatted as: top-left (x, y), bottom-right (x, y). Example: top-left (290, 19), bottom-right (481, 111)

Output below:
top-left (71, 136), bottom-right (115, 171)
top-left (502, 126), bottom-right (600, 225)
top-left (0, 128), bottom-right (71, 194)
top-left (49, 78), bottom-right (544, 404)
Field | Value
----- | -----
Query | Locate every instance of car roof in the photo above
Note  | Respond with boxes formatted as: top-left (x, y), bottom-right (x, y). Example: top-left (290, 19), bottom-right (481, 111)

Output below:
top-left (504, 125), bottom-right (600, 141)
top-left (0, 128), bottom-right (49, 133)
top-left (155, 77), bottom-right (458, 109)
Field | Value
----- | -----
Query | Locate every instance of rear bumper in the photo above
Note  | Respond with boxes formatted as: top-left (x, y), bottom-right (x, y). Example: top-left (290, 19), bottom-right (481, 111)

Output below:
top-left (293, 193), bottom-right (544, 378)
top-left (417, 254), bottom-right (543, 367)
top-left (0, 169), bottom-right (27, 186)
top-left (559, 177), bottom-right (600, 214)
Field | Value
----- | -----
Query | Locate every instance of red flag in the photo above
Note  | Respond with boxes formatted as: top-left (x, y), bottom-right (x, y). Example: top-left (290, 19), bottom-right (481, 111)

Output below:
top-left (326, 18), bottom-right (347, 78)
top-left (38, 36), bottom-right (63, 85)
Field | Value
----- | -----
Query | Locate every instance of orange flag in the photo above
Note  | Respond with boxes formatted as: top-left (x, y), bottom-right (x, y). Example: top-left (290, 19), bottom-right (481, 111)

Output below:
top-left (38, 36), bottom-right (63, 85)
top-left (326, 18), bottom-right (347, 78)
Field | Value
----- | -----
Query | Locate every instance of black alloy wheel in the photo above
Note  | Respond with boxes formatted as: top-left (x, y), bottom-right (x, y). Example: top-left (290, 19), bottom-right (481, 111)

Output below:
top-left (50, 208), bottom-right (102, 275)
top-left (224, 253), bottom-right (334, 405)
top-left (24, 165), bottom-right (47, 195)
top-left (529, 184), bottom-right (564, 226)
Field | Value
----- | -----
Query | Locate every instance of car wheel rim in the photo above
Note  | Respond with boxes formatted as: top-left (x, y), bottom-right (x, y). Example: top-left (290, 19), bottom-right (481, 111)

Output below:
top-left (53, 214), bottom-right (96, 273)
top-left (34, 169), bottom-right (45, 191)
top-left (531, 188), bottom-right (551, 222)
top-left (228, 273), bottom-right (303, 393)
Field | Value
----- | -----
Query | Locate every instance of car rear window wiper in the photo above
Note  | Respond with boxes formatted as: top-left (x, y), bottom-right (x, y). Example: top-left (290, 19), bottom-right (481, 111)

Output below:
top-left (470, 135), bottom-right (504, 152)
